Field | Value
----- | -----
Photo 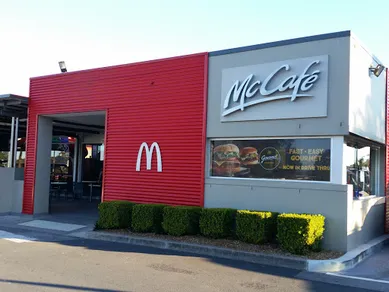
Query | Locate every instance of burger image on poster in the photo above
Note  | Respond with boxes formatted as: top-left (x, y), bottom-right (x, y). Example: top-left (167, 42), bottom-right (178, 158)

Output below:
top-left (239, 147), bottom-right (259, 165)
top-left (259, 147), bottom-right (281, 170)
top-left (212, 144), bottom-right (241, 176)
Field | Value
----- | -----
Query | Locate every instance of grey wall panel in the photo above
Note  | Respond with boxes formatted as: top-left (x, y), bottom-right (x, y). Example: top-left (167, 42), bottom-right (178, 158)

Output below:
top-left (11, 180), bottom-right (23, 213)
top-left (0, 168), bottom-right (24, 214)
top-left (33, 116), bottom-right (53, 214)
top-left (347, 197), bottom-right (385, 251)
top-left (207, 37), bottom-right (351, 138)
top-left (0, 168), bottom-right (14, 213)
top-left (204, 178), bottom-right (348, 252)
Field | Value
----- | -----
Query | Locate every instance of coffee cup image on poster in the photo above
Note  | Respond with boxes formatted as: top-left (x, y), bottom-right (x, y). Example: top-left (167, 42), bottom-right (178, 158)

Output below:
top-left (210, 138), bottom-right (331, 181)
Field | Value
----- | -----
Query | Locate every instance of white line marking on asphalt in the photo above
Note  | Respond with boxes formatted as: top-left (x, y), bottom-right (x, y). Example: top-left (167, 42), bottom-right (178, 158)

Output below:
top-left (19, 220), bottom-right (86, 232)
top-left (327, 272), bottom-right (389, 284)
top-left (0, 230), bottom-right (37, 243)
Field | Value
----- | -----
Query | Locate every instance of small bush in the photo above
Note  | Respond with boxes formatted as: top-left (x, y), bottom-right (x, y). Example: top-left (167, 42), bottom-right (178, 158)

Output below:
top-left (132, 204), bottom-right (166, 233)
top-left (95, 201), bottom-right (135, 229)
top-left (199, 208), bottom-right (236, 238)
top-left (277, 213), bottom-right (325, 255)
top-left (236, 210), bottom-right (278, 244)
top-left (162, 206), bottom-right (201, 236)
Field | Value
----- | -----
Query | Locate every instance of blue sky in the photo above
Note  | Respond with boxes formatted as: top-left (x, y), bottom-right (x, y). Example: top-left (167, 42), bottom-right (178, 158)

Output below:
top-left (1, 0), bottom-right (388, 96)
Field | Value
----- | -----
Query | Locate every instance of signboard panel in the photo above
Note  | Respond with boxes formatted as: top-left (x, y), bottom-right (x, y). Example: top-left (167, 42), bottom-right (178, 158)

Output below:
top-left (210, 138), bottom-right (331, 181)
top-left (221, 55), bottom-right (329, 122)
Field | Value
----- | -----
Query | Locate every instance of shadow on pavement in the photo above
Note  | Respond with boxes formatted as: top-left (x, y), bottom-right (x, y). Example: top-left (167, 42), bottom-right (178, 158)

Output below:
top-left (43, 237), bottom-right (374, 292)
top-left (0, 225), bottom-right (378, 292)
top-left (0, 278), bottom-right (127, 292)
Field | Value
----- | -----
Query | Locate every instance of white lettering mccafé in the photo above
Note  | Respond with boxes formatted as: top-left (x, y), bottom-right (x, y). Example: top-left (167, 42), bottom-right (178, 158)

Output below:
top-left (222, 60), bottom-right (321, 117)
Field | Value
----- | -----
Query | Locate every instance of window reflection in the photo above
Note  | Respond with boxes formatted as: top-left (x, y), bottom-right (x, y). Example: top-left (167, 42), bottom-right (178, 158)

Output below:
top-left (82, 144), bottom-right (104, 182)
top-left (345, 142), bottom-right (373, 198)
top-left (50, 137), bottom-right (75, 182)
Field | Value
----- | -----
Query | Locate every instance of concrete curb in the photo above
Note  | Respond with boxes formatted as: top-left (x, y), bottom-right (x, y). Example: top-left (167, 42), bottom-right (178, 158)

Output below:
top-left (70, 231), bottom-right (307, 270)
top-left (70, 230), bottom-right (389, 272)
top-left (306, 234), bottom-right (389, 272)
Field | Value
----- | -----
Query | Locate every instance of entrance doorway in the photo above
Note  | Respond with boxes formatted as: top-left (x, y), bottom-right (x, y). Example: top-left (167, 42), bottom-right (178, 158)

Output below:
top-left (32, 111), bottom-right (106, 216)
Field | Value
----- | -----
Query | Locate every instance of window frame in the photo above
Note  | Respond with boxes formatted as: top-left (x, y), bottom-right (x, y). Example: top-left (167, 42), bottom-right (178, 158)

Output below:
top-left (344, 134), bottom-right (385, 198)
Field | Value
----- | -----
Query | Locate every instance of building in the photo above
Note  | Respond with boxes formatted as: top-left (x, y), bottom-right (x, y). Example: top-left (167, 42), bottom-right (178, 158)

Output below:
top-left (0, 30), bottom-right (387, 252)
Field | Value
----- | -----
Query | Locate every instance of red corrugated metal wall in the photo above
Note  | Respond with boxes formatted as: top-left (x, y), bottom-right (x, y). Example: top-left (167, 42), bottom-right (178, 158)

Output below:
top-left (22, 53), bottom-right (208, 214)
top-left (385, 68), bottom-right (389, 233)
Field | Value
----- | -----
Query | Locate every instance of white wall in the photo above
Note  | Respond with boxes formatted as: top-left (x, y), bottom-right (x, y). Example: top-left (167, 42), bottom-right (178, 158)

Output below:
top-left (347, 193), bottom-right (385, 250)
top-left (348, 36), bottom-right (386, 144)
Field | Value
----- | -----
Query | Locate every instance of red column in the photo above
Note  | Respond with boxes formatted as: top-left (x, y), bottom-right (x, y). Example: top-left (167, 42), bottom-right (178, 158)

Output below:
top-left (385, 68), bottom-right (389, 233)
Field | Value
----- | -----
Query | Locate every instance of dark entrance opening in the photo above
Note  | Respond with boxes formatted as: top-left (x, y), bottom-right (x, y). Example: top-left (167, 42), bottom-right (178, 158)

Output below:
top-left (46, 112), bottom-right (106, 216)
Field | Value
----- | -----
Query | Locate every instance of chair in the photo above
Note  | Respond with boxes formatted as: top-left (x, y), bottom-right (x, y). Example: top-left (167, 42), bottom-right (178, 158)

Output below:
top-left (88, 171), bottom-right (103, 202)
top-left (50, 181), bottom-right (61, 199)
top-left (73, 182), bottom-right (84, 199)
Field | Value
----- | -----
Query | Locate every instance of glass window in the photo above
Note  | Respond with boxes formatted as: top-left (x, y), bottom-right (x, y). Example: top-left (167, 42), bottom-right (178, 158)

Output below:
top-left (0, 138), bottom-right (26, 168)
top-left (50, 137), bottom-right (75, 182)
top-left (210, 138), bottom-right (331, 181)
top-left (16, 138), bottom-right (26, 168)
top-left (84, 144), bottom-right (104, 161)
top-left (345, 136), bottom-right (381, 198)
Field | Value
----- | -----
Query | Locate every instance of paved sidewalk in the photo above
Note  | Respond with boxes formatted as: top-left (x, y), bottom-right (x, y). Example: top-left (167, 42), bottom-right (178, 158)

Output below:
top-left (325, 246), bottom-right (389, 283)
top-left (1, 212), bottom-right (388, 274)
top-left (0, 227), bottom-right (376, 292)
top-left (0, 212), bottom-right (96, 237)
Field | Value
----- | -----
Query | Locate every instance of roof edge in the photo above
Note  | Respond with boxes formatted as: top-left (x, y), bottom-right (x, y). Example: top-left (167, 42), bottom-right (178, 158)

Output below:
top-left (349, 32), bottom-right (386, 67)
top-left (0, 94), bottom-right (29, 100)
top-left (209, 30), bottom-right (351, 57)
top-left (30, 52), bottom-right (208, 81)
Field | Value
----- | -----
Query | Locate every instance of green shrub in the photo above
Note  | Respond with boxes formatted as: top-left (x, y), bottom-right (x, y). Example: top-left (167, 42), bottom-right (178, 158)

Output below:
top-left (95, 201), bottom-right (135, 229)
top-left (277, 213), bottom-right (325, 255)
top-left (199, 208), bottom-right (236, 238)
top-left (162, 206), bottom-right (201, 236)
top-left (132, 204), bottom-right (166, 233)
top-left (236, 210), bottom-right (278, 244)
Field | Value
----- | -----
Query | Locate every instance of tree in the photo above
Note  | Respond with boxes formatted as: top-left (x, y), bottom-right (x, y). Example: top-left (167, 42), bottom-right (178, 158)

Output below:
top-left (0, 151), bottom-right (7, 161)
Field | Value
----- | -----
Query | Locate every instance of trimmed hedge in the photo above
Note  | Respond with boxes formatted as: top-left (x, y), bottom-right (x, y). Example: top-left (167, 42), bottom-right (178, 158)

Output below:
top-left (199, 208), bottom-right (236, 238)
top-left (132, 204), bottom-right (166, 233)
top-left (236, 210), bottom-right (278, 244)
top-left (277, 213), bottom-right (325, 254)
top-left (95, 201), bottom-right (135, 229)
top-left (162, 206), bottom-right (201, 236)
top-left (94, 201), bottom-right (327, 256)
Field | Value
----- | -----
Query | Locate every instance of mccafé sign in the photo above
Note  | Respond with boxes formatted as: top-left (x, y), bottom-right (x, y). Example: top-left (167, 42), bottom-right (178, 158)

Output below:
top-left (220, 55), bottom-right (329, 122)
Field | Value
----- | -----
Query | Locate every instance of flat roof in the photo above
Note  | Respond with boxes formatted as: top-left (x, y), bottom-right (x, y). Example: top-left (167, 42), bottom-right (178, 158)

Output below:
top-left (0, 94), bottom-right (29, 119)
top-left (209, 30), bottom-right (351, 56)
top-left (208, 30), bottom-right (385, 66)
top-left (29, 30), bottom-right (385, 83)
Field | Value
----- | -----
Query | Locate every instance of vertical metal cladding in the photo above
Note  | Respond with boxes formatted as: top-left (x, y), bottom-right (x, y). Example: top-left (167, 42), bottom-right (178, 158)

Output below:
top-left (386, 68), bottom-right (389, 233)
top-left (22, 53), bottom-right (209, 214)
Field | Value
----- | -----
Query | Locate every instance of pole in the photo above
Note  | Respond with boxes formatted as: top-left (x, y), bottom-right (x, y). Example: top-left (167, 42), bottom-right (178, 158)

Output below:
top-left (73, 136), bottom-right (78, 183)
top-left (13, 117), bottom-right (19, 168)
top-left (8, 117), bottom-right (15, 168)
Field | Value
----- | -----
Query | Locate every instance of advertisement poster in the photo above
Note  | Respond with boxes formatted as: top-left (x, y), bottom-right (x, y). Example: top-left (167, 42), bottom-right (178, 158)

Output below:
top-left (210, 138), bottom-right (331, 181)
